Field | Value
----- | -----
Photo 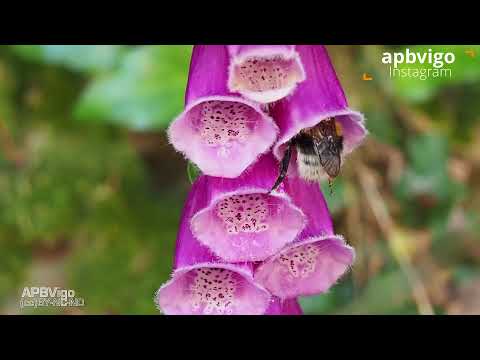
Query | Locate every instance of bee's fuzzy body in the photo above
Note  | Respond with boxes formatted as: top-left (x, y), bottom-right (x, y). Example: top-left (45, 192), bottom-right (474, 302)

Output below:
top-left (270, 118), bottom-right (344, 193)
top-left (296, 149), bottom-right (328, 182)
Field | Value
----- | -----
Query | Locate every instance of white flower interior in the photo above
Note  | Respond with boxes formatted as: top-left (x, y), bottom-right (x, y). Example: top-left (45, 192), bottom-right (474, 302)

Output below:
top-left (198, 101), bottom-right (253, 146)
top-left (190, 268), bottom-right (237, 315)
top-left (279, 244), bottom-right (320, 278)
top-left (216, 194), bottom-right (269, 234)
top-left (231, 56), bottom-right (300, 94)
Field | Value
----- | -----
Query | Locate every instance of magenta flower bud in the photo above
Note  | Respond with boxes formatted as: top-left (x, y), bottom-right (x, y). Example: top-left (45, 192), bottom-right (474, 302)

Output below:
top-left (168, 45), bottom-right (279, 178)
top-left (191, 154), bottom-right (306, 262)
top-left (156, 177), bottom-right (271, 315)
top-left (255, 176), bottom-right (355, 299)
top-left (272, 45), bottom-right (367, 180)
top-left (227, 45), bottom-right (306, 104)
top-left (264, 297), bottom-right (303, 315)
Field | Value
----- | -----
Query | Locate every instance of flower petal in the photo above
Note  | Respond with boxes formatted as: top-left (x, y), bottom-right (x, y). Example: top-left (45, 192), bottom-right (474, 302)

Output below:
top-left (168, 45), bottom-right (278, 178)
top-left (278, 175), bottom-right (334, 236)
top-left (227, 45), bottom-right (305, 103)
top-left (157, 262), bottom-right (271, 315)
top-left (255, 176), bottom-right (355, 299)
top-left (255, 235), bottom-right (354, 299)
top-left (191, 154), bottom-right (306, 262)
top-left (264, 297), bottom-right (303, 315)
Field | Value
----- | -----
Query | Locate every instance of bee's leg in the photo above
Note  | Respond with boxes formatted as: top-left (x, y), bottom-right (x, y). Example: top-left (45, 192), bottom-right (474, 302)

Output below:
top-left (269, 143), bottom-right (293, 193)
top-left (328, 178), bottom-right (334, 195)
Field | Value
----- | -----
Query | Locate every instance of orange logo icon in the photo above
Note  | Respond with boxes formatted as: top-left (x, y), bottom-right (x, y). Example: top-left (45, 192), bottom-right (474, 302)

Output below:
top-left (465, 49), bottom-right (476, 58)
top-left (362, 73), bottom-right (373, 81)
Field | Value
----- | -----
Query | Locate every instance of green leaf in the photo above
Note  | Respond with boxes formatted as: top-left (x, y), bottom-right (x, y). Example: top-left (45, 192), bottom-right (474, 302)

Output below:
top-left (0, 236), bottom-right (31, 306)
top-left (10, 45), bottom-right (127, 73)
top-left (363, 109), bottom-right (400, 146)
top-left (299, 280), bottom-right (354, 314)
top-left (395, 133), bottom-right (465, 227)
top-left (73, 45), bottom-right (192, 131)
top-left (451, 267), bottom-right (480, 285)
top-left (187, 162), bottom-right (201, 184)
top-left (396, 134), bottom-right (451, 200)
top-left (67, 191), bottom-right (181, 314)
top-left (337, 270), bottom-right (412, 314)
top-left (407, 133), bottom-right (448, 174)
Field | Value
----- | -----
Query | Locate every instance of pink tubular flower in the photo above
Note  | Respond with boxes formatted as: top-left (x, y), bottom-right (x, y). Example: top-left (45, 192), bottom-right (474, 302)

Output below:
top-left (272, 45), bottom-right (367, 180)
top-left (227, 45), bottom-right (306, 104)
top-left (168, 45), bottom-right (279, 178)
top-left (264, 297), bottom-right (303, 315)
top-left (190, 154), bottom-right (306, 262)
top-left (255, 176), bottom-right (355, 299)
top-left (156, 177), bottom-right (271, 315)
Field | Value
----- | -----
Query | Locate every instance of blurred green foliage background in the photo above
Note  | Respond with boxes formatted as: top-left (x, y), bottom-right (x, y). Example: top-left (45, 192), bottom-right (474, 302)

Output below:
top-left (0, 45), bottom-right (479, 314)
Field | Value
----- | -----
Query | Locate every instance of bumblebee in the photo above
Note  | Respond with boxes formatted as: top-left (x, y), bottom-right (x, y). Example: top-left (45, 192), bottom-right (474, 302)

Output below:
top-left (270, 117), bottom-right (343, 192)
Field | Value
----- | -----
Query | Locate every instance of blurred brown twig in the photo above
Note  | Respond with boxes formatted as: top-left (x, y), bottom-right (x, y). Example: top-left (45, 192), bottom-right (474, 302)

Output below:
top-left (356, 163), bottom-right (435, 315)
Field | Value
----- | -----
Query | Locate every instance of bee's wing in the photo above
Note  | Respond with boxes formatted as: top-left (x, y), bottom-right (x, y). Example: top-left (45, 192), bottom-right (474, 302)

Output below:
top-left (321, 154), bottom-right (341, 177)
top-left (313, 138), bottom-right (328, 157)
top-left (313, 137), bottom-right (342, 178)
